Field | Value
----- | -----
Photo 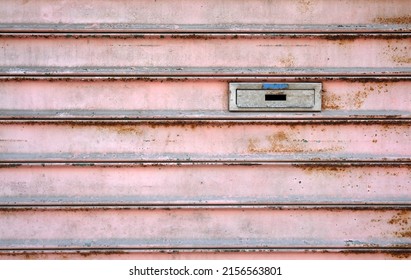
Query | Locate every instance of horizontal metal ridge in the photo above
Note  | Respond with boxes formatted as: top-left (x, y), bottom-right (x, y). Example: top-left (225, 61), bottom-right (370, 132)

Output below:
top-left (1, 67), bottom-right (410, 77)
top-left (0, 32), bottom-right (410, 39)
top-left (1, 248), bottom-right (410, 254)
top-left (0, 23), bottom-right (409, 33)
top-left (1, 119), bottom-right (409, 124)
top-left (1, 76), bottom-right (409, 81)
top-left (3, 159), bottom-right (410, 164)
top-left (0, 205), bottom-right (410, 210)
top-left (1, 162), bottom-right (410, 167)
top-left (1, 111), bottom-right (410, 121)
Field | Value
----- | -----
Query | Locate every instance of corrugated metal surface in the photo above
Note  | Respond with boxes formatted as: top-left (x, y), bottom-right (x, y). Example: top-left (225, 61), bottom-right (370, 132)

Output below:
top-left (0, 0), bottom-right (410, 259)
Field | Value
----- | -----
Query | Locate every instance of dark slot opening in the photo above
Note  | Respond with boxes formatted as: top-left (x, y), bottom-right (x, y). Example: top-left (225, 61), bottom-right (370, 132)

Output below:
top-left (265, 94), bottom-right (286, 101)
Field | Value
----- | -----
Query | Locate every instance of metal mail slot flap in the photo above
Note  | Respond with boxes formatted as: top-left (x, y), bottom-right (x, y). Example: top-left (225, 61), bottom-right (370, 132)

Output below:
top-left (229, 83), bottom-right (322, 112)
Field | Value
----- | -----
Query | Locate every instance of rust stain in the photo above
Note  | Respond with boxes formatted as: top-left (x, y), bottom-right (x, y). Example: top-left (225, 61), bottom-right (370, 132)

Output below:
top-left (106, 125), bottom-right (143, 136)
top-left (297, 0), bottom-right (313, 13)
top-left (248, 132), bottom-right (303, 153)
top-left (0, 164), bottom-right (23, 169)
top-left (392, 56), bottom-right (411, 64)
top-left (373, 16), bottom-right (411, 24)
top-left (279, 53), bottom-right (295, 67)
top-left (323, 83), bottom-right (386, 110)
top-left (322, 90), bottom-right (342, 110)
top-left (0, 250), bottom-right (128, 260)
top-left (319, 35), bottom-right (357, 41)
top-left (295, 165), bottom-right (348, 174)
top-left (386, 251), bottom-right (411, 259)
top-left (248, 131), bottom-right (342, 154)
top-left (396, 230), bottom-right (411, 238)
top-left (382, 44), bottom-right (410, 66)
top-left (352, 90), bottom-right (369, 108)
top-left (342, 250), bottom-right (411, 259)
top-left (388, 210), bottom-right (409, 225)
top-left (389, 210), bottom-right (411, 239)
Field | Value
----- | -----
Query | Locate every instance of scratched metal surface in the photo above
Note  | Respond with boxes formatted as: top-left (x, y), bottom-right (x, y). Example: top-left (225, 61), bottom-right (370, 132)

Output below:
top-left (0, 0), bottom-right (410, 259)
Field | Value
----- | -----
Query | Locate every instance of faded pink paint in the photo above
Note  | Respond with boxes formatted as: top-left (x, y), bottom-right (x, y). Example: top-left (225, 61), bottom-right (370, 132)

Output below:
top-left (0, 209), bottom-right (408, 248)
top-left (1, 165), bottom-right (410, 205)
top-left (1, 122), bottom-right (409, 161)
top-left (1, 37), bottom-right (409, 68)
top-left (1, 0), bottom-right (410, 260)
top-left (1, 0), bottom-right (410, 25)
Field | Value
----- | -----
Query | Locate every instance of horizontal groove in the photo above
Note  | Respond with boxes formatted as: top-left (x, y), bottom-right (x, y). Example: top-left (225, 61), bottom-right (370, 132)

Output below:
top-left (1, 162), bottom-right (410, 167)
top-left (0, 23), bottom-right (409, 33)
top-left (1, 119), bottom-right (410, 124)
top-left (0, 204), bottom-right (410, 210)
top-left (2, 160), bottom-right (411, 165)
top-left (1, 248), bottom-right (410, 254)
top-left (1, 76), bottom-right (410, 81)
top-left (1, 67), bottom-right (410, 77)
top-left (0, 32), bottom-right (410, 39)
top-left (1, 117), bottom-right (410, 121)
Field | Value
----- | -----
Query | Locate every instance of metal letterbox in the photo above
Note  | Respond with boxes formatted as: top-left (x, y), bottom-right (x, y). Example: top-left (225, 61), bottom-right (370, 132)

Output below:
top-left (229, 83), bottom-right (322, 112)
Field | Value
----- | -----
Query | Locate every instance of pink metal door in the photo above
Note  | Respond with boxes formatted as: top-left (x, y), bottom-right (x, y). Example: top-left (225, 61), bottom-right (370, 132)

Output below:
top-left (0, 0), bottom-right (410, 259)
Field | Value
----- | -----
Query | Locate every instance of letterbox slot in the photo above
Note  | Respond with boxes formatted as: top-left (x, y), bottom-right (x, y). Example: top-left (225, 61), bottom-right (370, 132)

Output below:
top-left (265, 94), bottom-right (287, 101)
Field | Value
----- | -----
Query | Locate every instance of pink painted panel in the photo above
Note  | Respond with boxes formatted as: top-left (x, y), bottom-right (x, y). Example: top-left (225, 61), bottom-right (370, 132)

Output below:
top-left (1, 0), bottom-right (410, 25)
top-left (0, 121), bottom-right (409, 161)
top-left (1, 164), bottom-right (410, 205)
top-left (1, 0), bottom-right (410, 261)
top-left (0, 80), bottom-right (410, 119)
top-left (0, 208), bottom-right (409, 249)
top-left (0, 37), bottom-right (409, 68)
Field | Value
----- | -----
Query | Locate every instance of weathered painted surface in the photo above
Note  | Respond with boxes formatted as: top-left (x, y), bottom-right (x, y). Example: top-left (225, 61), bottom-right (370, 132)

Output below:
top-left (0, 79), bottom-right (409, 119)
top-left (0, 208), bottom-right (409, 249)
top-left (0, 121), bottom-right (409, 162)
top-left (1, 164), bottom-right (410, 205)
top-left (1, 0), bottom-right (410, 27)
top-left (0, 0), bottom-right (410, 259)
top-left (0, 37), bottom-right (410, 68)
